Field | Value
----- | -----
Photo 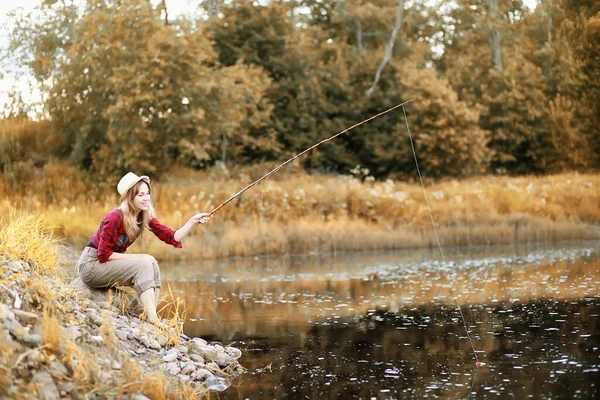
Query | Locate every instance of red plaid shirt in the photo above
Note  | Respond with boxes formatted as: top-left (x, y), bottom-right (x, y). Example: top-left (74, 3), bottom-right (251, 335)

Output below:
top-left (89, 208), bottom-right (182, 262)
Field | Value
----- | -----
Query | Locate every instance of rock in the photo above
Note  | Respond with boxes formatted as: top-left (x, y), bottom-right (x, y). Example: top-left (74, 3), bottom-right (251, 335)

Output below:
top-left (33, 371), bottom-right (60, 400)
top-left (191, 337), bottom-right (207, 347)
top-left (8, 261), bottom-right (23, 273)
top-left (192, 368), bottom-right (213, 381)
top-left (205, 376), bottom-right (228, 392)
top-left (5, 318), bottom-right (27, 340)
top-left (11, 309), bottom-right (39, 324)
top-left (71, 278), bottom-right (144, 315)
top-left (65, 326), bottom-right (82, 342)
top-left (111, 360), bottom-right (122, 370)
top-left (179, 375), bottom-right (190, 382)
top-left (206, 362), bottom-right (219, 370)
top-left (162, 352), bottom-right (178, 363)
top-left (114, 329), bottom-right (131, 341)
top-left (56, 382), bottom-right (75, 394)
top-left (225, 347), bottom-right (242, 360)
top-left (189, 354), bottom-right (204, 364)
top-left (131, 394), bottom-right (151, 400)
top-left (176, 345), bottom-right (189, 354)
top-left (23, 333), bottom-right (42, 348)
top-left (85, 301), bottom-right (101, 312)
top-left (26, 349), bottom-right (45, 364)
top-left (49, 360), bottom-right (69, 377)
top-left (180, 361), bottom-right (196, 375)
top-left (89, 335), bottom-right (104, 345)
top-left (157, 333), bottom-right (169, 347)
top-left (148, 339), bottom-right (161, 351)
top-left (214, 351), bottom-right (230, 367)
top-left (135, 347), bottom-right (146, 355)
top-left (166, 364), bottom-right (181, 376)
top-left (0, 304), bottom-right (15, 321)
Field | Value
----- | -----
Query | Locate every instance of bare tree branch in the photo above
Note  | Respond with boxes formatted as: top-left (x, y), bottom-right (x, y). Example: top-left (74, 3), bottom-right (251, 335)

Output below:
top-left (365, 0), bottom-right (405, 97)
top-left (355, 18), bottom-right (362, 52)
top-left (161, 0), bottom-right (169, 25)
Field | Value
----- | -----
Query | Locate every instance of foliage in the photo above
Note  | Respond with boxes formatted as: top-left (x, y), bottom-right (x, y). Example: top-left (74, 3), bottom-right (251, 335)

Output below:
top-left (1, 0), bottom-right (599, 177)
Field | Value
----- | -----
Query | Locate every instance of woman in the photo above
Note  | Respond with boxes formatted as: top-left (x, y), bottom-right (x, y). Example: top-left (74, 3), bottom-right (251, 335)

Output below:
top-left (77, 172), bottom-right (210, 324)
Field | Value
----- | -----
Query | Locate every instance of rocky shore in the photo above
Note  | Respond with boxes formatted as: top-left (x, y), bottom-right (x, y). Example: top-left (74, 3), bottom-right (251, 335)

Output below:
top-left (0, 259), bottom-right (243, 399)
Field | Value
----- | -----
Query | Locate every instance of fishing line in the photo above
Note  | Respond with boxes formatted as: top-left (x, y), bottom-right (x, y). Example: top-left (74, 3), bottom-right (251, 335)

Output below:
top-left (401, 105), bottom-right (480, 369)
top-left (206, 99), bottom-right (414, 217)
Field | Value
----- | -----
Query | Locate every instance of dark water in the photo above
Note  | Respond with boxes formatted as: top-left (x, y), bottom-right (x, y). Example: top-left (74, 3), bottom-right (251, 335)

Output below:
top-left (161, 243), bottom-right (600, 399)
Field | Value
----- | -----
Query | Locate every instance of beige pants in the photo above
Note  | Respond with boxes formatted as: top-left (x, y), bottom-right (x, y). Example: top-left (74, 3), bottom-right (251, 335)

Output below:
top-left (77, 247), bottom-right (161, 295)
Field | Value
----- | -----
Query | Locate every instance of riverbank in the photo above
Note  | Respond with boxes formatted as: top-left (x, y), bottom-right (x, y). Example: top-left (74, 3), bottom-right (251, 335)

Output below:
top-left (2, 168), bottom-right (600, 260)
top-left (0, 214), bottom-right (243, 399)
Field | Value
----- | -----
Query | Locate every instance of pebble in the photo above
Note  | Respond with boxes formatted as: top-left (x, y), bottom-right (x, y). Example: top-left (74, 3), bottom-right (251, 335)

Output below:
top-left (162, 352), bottom-right (178, 363)
top-left (114, 329), bottom-right (131, 341)
top-left (90, 335), bottom-right (104, 345)
top-left (190, 354), bottom-right (205, 363)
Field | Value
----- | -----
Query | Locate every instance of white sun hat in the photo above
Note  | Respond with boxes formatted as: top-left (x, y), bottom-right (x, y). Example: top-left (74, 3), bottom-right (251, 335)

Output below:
top-left (117, 172), bottom-right (150, 196)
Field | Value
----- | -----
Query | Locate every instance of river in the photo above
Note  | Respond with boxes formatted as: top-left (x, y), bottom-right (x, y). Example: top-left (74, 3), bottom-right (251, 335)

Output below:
top-left (160, 242), bottom-right (600, 399)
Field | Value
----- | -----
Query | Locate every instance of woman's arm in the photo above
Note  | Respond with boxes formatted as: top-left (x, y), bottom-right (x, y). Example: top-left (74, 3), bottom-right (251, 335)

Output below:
top-left (174, 213), bottom-right (211, 242)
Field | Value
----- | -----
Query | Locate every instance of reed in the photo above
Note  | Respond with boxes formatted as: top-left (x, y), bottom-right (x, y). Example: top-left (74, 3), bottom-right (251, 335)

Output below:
top-left (2, 164), bottom-right (600, 260)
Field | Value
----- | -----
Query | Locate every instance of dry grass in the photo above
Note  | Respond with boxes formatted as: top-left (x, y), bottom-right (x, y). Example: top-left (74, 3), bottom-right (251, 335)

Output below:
top-left (2, 163), bottom-right (600, 259)
top-left (0, 209), bottom-right (62, 275)
top-left (157, 282), bottom-right (187, 346)
top-left (42, 308), bottom-right (62, 353)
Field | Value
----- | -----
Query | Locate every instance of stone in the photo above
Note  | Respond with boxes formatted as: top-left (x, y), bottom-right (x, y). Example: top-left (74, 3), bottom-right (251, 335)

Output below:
top-left (0, 304), bottom-right (14, 321)
top-left (180, 361), bottom-right (196, 376)
top-left (206, 362), bottom-right (219, 370)
top-left (179, 375), bottom-right (190, 382)
top-left (71, 278), bottom-right (144, 315)
top-left (157, 333), bottom-right (169, 347)
top-left (135, 347), bottom-right (147, 355)
top-left (56, 382), bottom-right (75, 394)
top-left (189, 354), bottom-right (204, 364)
top-left (111, 360), bottom-right (122, 370)
top-left (33, 371), bottom-right (60, 400)
top-left (66, 326), bottom-right (82, 342)
top-left (205, 376), bottom-right (228, 392)
top-left (11, 309), bottom-right (39, 324)
top-left (192, 368), bottom-right (213, 381)
top-left (49, 360), bottom-right (69, 376)
top-left (114, 330), bottom-right (131, 341)
top-left (90, 335), bottom-right (104, 345)
top-left (8, 262), bottom-right (23, 273)
top-left (214, 352), bottom-right (230, 367)
top-left (191, 337), bottom-right (207, 347)
top-left (148, 339), bottom-right (161, 351)
top-left (23, 333), bottom-right (42, 348)
top-left (162, 352), bottom-right (178, 363)
top-left (131, 395), bottom-right (151, 400)
top-left (225, 346), bottom-right (242, 360)
top-left (176, 345), bottom-right (189, 354)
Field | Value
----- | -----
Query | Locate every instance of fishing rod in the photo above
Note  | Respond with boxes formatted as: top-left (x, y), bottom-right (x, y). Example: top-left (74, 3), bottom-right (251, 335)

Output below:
top-left (206, 99), bottom-right (414, 217)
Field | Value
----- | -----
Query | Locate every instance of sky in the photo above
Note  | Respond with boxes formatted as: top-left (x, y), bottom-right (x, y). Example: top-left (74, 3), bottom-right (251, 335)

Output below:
top-left (0, 0), bottom-right (539, 115)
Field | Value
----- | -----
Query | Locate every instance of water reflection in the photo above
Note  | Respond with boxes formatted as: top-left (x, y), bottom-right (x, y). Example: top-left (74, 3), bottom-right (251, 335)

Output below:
top-left (161, 243), bottom-right (600, 398)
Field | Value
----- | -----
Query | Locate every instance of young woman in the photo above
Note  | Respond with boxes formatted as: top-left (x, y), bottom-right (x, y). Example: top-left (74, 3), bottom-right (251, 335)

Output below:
top-left (77, 172), bottom-right (210, 324)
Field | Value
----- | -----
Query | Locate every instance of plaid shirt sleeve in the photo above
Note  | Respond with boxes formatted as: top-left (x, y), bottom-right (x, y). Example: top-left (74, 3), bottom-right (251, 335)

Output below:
top-left (149, 217), bottom-right (183, 248)
top-left (96, 209), bottom-right (122, 263)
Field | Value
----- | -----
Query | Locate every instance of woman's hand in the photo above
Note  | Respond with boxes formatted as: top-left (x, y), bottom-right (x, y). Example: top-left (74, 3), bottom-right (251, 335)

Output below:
top-left (189, 212), bottom-right (212, 225)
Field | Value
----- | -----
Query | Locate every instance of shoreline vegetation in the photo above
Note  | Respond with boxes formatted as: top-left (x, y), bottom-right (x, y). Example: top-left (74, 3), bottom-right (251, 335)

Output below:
top-left (1, 164), bottom-right (599, 261)
top-left (0, 213), bottom-right (243, 399)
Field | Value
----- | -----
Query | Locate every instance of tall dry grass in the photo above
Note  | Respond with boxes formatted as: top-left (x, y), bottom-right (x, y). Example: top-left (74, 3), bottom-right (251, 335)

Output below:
top-left (2, 160), bottom-right (600, 260)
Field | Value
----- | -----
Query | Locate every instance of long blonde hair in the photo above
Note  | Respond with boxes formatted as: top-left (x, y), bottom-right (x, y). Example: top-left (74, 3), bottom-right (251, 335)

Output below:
top-left (119, 180), bottom-right (155, 241)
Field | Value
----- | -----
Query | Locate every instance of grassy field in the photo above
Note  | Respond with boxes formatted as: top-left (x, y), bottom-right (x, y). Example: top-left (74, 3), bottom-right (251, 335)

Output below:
top-left (1, 158), bottom-right (599, 261)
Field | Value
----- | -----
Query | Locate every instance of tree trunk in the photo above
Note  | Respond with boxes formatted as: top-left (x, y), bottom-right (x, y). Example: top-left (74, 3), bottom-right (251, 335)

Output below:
top-left (222, 132), bottom-right (227, 165)
top-left (161, 0), bottom-right (169, 25)
top-left (365, 0), bottom-right (405, 97)
top-left (355, 18), bottom-right (362, 53)
top-left (488, 0), bottom-right (502, 70)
